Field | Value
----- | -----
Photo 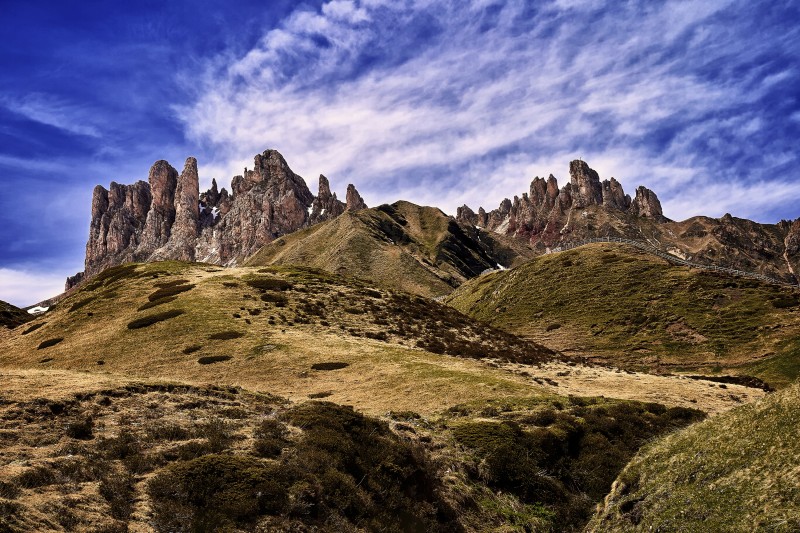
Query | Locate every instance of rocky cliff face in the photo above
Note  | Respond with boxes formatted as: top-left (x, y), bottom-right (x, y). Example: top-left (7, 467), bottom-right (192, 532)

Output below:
top-left (456, 159), bottom-right (665, 248)
top-left (70, 149), bottom-right (366, 289)
top-left (457, 159), bottom-right (800, 283)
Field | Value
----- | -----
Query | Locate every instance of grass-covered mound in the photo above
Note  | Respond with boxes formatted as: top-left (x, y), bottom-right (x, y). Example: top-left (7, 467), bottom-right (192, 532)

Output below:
top-left (446, 243), bottom-right (800, 386)
top-left (246, 200), bottom-right (533, 298)
top-left (590, 380), bottom-right (800, 532)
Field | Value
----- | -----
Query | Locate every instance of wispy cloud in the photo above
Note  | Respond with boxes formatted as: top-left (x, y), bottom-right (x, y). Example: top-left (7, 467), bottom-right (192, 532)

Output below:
top-left (0, 268), bottom-right (66, 308)
top-left (178, 0), bottom-right (800, 222)
top-left (0, 93), bottom-right (102, 138)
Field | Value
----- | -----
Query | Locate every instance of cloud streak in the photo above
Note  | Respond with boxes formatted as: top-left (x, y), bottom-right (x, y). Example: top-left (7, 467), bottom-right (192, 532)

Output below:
top-left (179, 0), bottom-right (800, 223)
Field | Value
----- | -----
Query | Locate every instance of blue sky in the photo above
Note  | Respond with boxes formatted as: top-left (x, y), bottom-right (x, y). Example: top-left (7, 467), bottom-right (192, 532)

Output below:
top-left (1, 0), bottom-right (799, 306)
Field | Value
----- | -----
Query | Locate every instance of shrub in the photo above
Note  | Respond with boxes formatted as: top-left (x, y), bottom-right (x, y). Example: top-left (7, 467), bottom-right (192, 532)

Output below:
top-left (772, 296), bottom-right (800, 309)
top-left (182, 344), bottom-right (202, 355)
top-left (198, 356), bottom-right (233, 365)
top-left (311, 362), bottom-right (349, 371)
top-left (546, 323), bottom-right (562, 332)
top-left (246, 277), bottom-right (292, 292)
top-left (21, 322), bottom-right (44, 335)
top-left (253, 419), bottom-right (290, 458)
top-left (148, 454), bottom-right (287, 531)
top-left (127, 309), bottom-right (184, 329)
top-left (147, 284), bottom-right (195, 302)
top-left (99, 469), bottom-right (135, 519)
top-left (138, 296), bottom-right (178, 311)
top-left (14, 465), bottom-right (56, 489)
top-left (208, 331), bottom-right (244, 340)
top-left (261, 292), bottom-right (288, 305)
top-left (66, 417), bottom-right (94, 440)
top-left (37, 338), bottom-right (64, 349)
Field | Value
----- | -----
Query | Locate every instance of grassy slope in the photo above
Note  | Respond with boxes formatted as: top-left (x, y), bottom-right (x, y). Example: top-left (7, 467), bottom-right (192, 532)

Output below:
top-left (0, 261), bottom-right (558, 417)
top-left (446, 243), bottom-right (800, 387)
top-left (589, 380), bottom-right (800, 532)
top-left (246, 201), bottom-right (534, 298)
top-left (0, 300), bottom-right (31, 329)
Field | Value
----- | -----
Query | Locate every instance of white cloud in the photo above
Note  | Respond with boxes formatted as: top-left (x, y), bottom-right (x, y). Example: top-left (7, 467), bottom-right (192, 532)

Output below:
top-left (175, 0), bottom-right (798, 222)
top-left (0, 93), bottom-right (102, 138)
top-left (0, 268), bottom-right (66, 308)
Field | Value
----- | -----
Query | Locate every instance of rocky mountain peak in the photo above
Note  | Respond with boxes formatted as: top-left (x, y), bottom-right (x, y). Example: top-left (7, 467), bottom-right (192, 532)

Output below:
top-left (69, 149), bottom-right (367, 289)
top-left (346, 184), bottom-right (367, 211)
top-left (455, 159), bottom-right (667, 249)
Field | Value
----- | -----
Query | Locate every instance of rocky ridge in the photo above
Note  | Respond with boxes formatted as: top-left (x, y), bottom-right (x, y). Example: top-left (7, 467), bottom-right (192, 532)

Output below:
top-left (70, 150), bottom-right (366, 289)
top-left (457, 160), bottom-right (800, 283)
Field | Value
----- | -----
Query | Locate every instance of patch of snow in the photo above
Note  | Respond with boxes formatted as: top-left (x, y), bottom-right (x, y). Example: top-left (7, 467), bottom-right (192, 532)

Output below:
top-left (211, 207), bottom-right (220, 219)
top-left (494, 216), bottom-right (511, 235)
top-left (321, 208), bottom-right (326, 215)
top-left (199, 203), bottom-right (206, 214)
top-left (496, 263), bottom-right (507, 270)
top-left (27, 306), bottom-right (49, 315)
top-left (307, 205), bottom-right (313, 216)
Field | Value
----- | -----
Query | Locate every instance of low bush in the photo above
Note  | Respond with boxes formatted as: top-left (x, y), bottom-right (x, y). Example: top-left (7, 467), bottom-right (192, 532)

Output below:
top-left (311, 362), bottom-right (349, 371)
top-left (21, 322), bottom-right (44, 335)
top-left (127, 309), bottom-right (184, 329)
top-left (246, 277), bottom-right (292, 292)
top-left (208, 331), bottom-right (244, 341)
top-left (198, 355), bottom-right (233, 365)
top-left (546, 323), bottom-right (562, 332)
top-left (182, 344), bottom-right (202, 355)
top-left (138, 296), bottom-right (178, 311)
top-left (253, 419), bottom-right (290, 458)
top-left (65, 418), bottom-right (94, 440)
top-left (260, 292), bottom-right (288, 306)
top-left (147, 284), bottom-right (195, 302)
top-left (37, 338), bottom-right (64, 349)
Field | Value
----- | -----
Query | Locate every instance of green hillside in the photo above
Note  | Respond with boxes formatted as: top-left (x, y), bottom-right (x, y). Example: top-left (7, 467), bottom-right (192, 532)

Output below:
top-left (246, 201), bottom-right (533, 298)
top-left (446, 243), bottom-right (800, 387)
top-left (589, 380), bottom-right (800, 532)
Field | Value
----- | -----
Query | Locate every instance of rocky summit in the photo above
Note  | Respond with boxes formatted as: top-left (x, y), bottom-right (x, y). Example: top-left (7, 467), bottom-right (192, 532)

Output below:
top-left (69, 150), bottom-right (366, 289)
top-left (458, 160), bottom-right (800, 283)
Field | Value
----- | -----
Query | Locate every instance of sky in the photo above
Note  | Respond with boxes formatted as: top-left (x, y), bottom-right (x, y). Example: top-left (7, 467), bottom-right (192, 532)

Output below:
top-left (0, 0), bottom-right (798, 306)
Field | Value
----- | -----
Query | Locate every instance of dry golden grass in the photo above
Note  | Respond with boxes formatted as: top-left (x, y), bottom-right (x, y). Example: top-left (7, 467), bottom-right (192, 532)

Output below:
top-left (0, 261), bottom-right (761, 419)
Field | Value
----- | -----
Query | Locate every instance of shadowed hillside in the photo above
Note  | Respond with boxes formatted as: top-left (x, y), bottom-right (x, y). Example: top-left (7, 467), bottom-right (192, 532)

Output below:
top-left (246, 201), bottom-right (533, 298)
top-left (589, 380), bottom-right (800, 532)
top-left (0, 301), bottom-right (30, 329)
top-left (446, 243), bottom-right (800, 387)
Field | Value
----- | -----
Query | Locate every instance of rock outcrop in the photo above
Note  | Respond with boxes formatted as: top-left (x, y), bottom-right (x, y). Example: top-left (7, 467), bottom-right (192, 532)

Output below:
top-left (69, 149), bottom-right (367, 289)
top-left (457, 160), bottom-right (666, 249)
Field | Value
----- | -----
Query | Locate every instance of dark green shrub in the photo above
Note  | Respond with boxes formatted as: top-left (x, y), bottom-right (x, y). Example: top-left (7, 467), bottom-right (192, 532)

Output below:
top-left (0, 480), bottom-right (20, 499)
top-left (772, 296), bottom-right (800, 309)
top-left (311, 362), bottom-right (349, 371)
top-left (37, 337), bottom-right (63, 349)
top-left (127, 309), bottom-right (184, 329)
top-left (546, 323), bottom-right (562, 332)
top-left (21, 322), bottom-right (44, 335)
top-left (253, 419), bottom-right (290, 458)
top-left (246, 278), bottom-right (292, 292)
top-left (198, 355), bottom-right (232, 365)
top-left (147, 284), bottom-right (195, 302)
top-left (138, 296), bottom-right (178, 311)
top-left (208, 331), bottom-right (244, 340)
top-left (148, 454), bottom-right (287, 531)
top-left (182, 344), bottom-right (202, 355)
top-left (261, 292), bottom-right (288, 306)
top-left (66, 417), bottom-right (94, 440)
